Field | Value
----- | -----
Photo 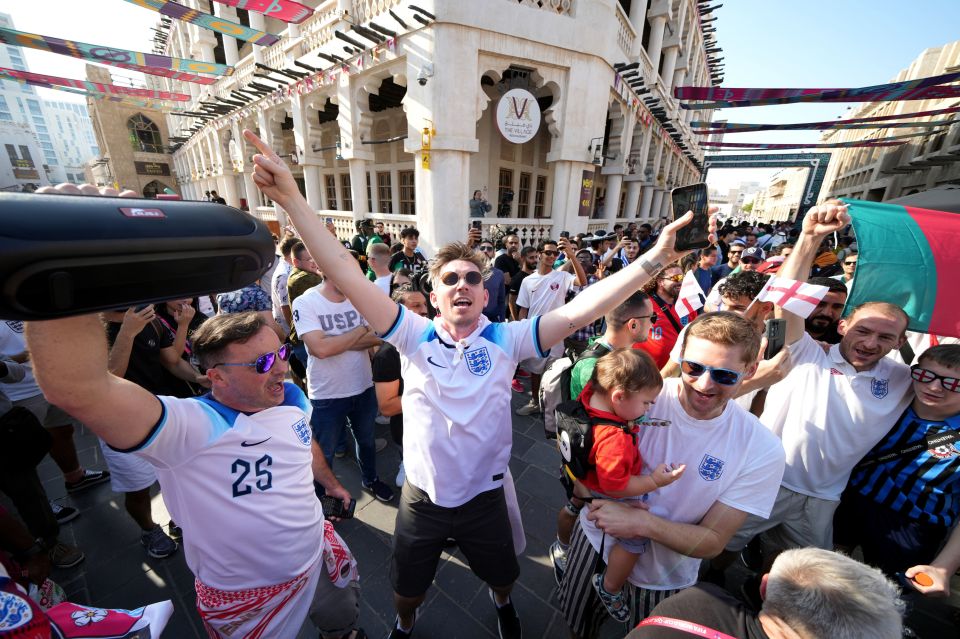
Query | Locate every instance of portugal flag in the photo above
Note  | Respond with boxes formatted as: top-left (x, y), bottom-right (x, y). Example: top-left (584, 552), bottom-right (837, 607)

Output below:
top-left (842, 198), bottom-right (960, 338)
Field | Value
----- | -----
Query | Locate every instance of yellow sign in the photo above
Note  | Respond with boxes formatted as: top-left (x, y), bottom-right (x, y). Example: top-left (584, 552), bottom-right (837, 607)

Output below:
top-left (421, 151), bottom-right (430, 169)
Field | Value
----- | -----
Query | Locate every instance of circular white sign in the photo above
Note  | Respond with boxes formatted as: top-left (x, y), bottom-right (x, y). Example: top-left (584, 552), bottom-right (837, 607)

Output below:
top-left (496, 88), bottom-right (541, 144)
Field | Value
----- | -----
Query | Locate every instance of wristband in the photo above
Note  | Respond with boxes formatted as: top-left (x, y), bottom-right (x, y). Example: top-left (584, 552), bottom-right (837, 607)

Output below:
top-left (638, 258), bottom-right (662, 276)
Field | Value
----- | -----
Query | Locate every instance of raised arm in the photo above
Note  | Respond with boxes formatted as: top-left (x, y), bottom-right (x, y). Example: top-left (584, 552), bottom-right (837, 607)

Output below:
top-left (777, 201), bottom-right (849, 345)
top-left (244, 129), bottom-right (399, 335)
top-left (26, 314), bottom-right (162, 451)
top-left (537, 210), bottom-right (716, 350)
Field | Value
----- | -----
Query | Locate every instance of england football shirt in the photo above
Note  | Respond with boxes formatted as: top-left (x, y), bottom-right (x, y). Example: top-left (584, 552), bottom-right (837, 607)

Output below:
top-left (126, 383), bottom-right (324, 590)
top-left (381, 306), bottom-right (542, 507)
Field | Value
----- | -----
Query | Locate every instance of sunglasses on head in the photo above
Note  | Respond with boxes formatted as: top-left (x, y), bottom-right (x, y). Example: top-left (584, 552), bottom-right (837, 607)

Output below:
top-left (440, 270), bottom-right (483, 286)
top-left (213, 344), bottom-right (291, 374)
top-left (679, 359), bottom-right (745, 386)
top-left (910, 366), bottom-right (960, 393)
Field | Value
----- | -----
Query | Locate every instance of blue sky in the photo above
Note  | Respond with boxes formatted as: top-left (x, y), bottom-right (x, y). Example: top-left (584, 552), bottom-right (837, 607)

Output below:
top-left (703, 0), bottom-right (960, 190)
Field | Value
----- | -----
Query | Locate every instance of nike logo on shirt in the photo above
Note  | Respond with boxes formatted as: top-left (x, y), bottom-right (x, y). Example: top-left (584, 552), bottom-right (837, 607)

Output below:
top-left (240, 437), bottom-right (272, 447)
top-left (426, 356), bottom-right (447, 368)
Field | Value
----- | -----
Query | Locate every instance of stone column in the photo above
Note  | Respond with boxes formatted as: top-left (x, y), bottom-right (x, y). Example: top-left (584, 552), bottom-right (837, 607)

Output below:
top-left (650, 189), bottom-right (664, 222)
top-left (213, 4), bottom-right (240, 65)
top-left (638, 185), bottom-right (655, 220)
top-left (646, 14), bottom-right (668, 73)
top-left (257, 108), bottom-right (288, 227)
top-left (289, 93), bottom-right (325, 211)
top-left (348, 159), bottom-right (369, 220)
top-left (623, 180), bottom-right (642, 220)
top-left (628, 0), bottom-right (650, 58)
top-left (660, 45), bottom-right (680, 90)
top-left (604, 173), bottom-right (624, 220)
top-left (249, 12), bottom-right (266, 64)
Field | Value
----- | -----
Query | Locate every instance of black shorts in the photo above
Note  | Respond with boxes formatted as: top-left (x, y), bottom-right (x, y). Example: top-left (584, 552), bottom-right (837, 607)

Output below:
top-left (833, 489), bottom-right (949, 577)
top-left (391, 481), bottom-right (519, 598)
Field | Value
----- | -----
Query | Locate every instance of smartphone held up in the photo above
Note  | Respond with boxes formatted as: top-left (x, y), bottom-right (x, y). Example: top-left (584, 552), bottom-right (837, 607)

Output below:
top-left (671, 182), bottom-right (711, 251)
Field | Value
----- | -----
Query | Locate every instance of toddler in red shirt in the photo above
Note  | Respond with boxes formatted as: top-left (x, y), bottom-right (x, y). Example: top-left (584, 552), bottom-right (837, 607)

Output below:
top-left (578, 348), bottom-right (685, 621)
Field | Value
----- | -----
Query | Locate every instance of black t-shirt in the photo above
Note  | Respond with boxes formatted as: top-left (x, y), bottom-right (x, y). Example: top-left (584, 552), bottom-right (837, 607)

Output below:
top-left (389, 251), bottom-right (428, 275)
top-left (626, 584), bottom-right (769, 639)
top-left (106, 321), bottom-right (195, 398)
top-left (508, 270), bottom-right (532, 297)
top-left (493, 253), bottom-right (520, 279)
top-left (371, 342), bottom-right (403, 444)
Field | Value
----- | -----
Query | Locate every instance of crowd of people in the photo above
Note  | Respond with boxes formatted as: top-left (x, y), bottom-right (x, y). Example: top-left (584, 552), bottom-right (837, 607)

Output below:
top-left (1, 129), bottom-right (957, 639)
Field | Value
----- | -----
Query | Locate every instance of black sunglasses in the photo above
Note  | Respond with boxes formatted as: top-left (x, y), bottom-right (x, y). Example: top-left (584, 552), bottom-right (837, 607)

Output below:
top-left (440, 270), bottom-right (483, 286)
top-left (740, 257), bottom-right (762, 265)
top-left (542, 250), bottom-right (559, 257)
top-left (480, 246), bottom-right (495, 252)
top-left (632, 312), bottom-right (658, 325)
top-left (213, 344), bottom-right (291, 374)
top-left (911, 366), bottom-right (960, 393)
top-left (844, 261), bottom-right (858, 266)
top-left (679, 359), bottom-right (744, 386)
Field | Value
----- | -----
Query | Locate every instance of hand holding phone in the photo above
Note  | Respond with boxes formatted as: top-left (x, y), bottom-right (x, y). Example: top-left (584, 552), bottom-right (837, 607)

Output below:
top-left (320, 495), bottom-right (356, 519)
top-left (671, 183), bottom-right (711, 251)
top-left (764, 318), bottom-right (786, 360)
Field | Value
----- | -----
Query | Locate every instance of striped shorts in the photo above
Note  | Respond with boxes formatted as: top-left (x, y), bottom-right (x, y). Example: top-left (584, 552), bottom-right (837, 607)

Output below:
top-left (557, 519), bottom-right (683, 638)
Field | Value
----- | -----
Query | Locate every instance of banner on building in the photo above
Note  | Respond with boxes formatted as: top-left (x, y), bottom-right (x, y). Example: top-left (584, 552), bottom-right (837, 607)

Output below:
top-left (693, 120), bottom-right (954, 134)
top-left (123, 0), bottom-right (281, 45)
top-left (496, 88), bottom-right (541, 144)
top-left (0, 67), bottom-right (190, 101)
top-left (578, 170), bottom-right (595, 217)
top-left (0, 25), bottom-right (234, 76)
top-left (691, 105), bottom-right (960, 132)
top-left (676, 70), bottom-right (960, 109)
top-left (700, 130), bottom-right (933, 150)
top-left (212, 0), bottom-right (313, 24)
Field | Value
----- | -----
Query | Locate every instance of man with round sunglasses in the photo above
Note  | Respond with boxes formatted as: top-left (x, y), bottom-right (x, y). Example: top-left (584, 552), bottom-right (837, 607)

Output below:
top-left (25, 311), bottom-right (364, 638)
top-left (834, 344), bottom-right (960, 599)
top-left (568, 312), bottom-right (785, 637)
top-left (236, 128), bottom-right (716, 639)
top-left (720, 202), bottom-right (914, 585)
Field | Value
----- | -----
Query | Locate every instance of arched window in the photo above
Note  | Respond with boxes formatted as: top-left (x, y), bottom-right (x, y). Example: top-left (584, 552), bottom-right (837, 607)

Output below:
top-left (127, 114), bottom-right (164, 153)
top-left (142, 180), bottom-right (167, 198)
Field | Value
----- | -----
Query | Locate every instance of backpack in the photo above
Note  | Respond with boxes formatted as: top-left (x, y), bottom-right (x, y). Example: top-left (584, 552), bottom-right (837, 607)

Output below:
top-left (540, 340), bottom-right (610, 437)
top-left (554, 399), bottom-right (634, 479)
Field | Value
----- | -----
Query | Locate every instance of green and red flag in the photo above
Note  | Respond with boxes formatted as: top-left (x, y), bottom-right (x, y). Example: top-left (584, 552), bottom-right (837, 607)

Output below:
top-left (842, 199), bottom-right (960, 338)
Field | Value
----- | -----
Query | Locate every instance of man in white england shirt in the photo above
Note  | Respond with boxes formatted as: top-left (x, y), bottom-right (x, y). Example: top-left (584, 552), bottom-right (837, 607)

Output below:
top-left (237, 129), bottom-right (716, 639)
top-left (560, 312), bottom-right (785, 637)
top-left (515, 238), bottom-right (587, 416)
top-left (718, 202), bottom-right (913, 573)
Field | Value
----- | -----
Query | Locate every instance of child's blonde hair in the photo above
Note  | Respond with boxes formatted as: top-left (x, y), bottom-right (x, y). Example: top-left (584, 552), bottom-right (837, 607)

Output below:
top-left (590, 348), bottom-right (663, 395)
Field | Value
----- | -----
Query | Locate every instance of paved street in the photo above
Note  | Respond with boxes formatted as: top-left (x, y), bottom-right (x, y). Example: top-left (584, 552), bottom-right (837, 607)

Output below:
top-left (18, 383), bottom-right (960, 639)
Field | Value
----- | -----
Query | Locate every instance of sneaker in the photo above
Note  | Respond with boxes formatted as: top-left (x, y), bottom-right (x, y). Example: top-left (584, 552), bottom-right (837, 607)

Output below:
top-left (49, 501), bottom-right (79, 525)
top-left (375, 437), bottom-right (388, 453)
top-left (388, 610), bottom-right (417, 639)
top-left (515, 400), bottom-right (541, 417)
top-left (141, 524), bottom-right (179, 559)
top-left (489, 589), bottom-right (522, 639)
top-left (64, 469), bottom-right (110, 494)
top-left (549, 540), bottom-right (568, 586)
top-left (363, 479), bottom-right (395, 502)
top-left (375, 414), bottom-right (391, 425)
top-left (49, 542), bottom-right (85, 569)
top-left (591, 572), bottom-right (629, 622)
top-left (516, 369), bottom-right (531, 378)
top-left (395, 461), bottom-right (406, 487)
top-left (510, 379), bottom-right (524, 393)
top-left (168, 521), bottom-right (183, 541)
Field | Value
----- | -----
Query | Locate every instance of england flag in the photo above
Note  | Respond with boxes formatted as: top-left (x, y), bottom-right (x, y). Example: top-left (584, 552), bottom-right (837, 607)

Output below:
top-left (756, 275), bottom-right (830, 318)
top-left (675, 271), bottom-right (705, 319)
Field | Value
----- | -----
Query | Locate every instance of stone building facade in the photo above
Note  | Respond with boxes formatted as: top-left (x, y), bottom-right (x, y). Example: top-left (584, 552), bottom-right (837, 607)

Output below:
top-left (159, 0), bottom-right (716, 251)
top-left (84, 65), bottom-right (178, 197)
top-left (822, 40), bottom-right (960, 202)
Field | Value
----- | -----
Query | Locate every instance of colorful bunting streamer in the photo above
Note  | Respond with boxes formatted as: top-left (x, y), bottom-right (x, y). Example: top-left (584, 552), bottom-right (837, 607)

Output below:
top-left (692, 105), bottom-right (960, 132)
top-left (699, 140), bottom-right (907, 150)
top-left (694, 120), bottom-right (954, 135)
top-left (0, 25), bottom-right (233, 76)
top-left (124, 0), bottom-right (281, 45)
top-left (0, 67), bottom-right (191, 101)
top-left (677, 70), bottom-right (960, 109)
top-left (2, 76), bottom-right (180, 110)
top-left (212, 0), bottom-right (313, 24)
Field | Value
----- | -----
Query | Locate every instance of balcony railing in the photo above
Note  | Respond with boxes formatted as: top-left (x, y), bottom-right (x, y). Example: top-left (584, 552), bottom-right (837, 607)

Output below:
top-left (351, 0), bottom-right (403, 24)
top-left (615, 2), bottom-right (636, 61)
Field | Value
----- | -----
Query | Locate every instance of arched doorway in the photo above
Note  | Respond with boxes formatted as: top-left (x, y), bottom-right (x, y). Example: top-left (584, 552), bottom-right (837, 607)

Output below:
top-left (143, 180), bottom-right (167, 198)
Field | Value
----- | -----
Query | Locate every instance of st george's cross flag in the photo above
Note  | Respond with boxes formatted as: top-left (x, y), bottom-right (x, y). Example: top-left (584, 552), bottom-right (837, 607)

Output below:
top-left (675, 271), bottom-right (705, 319)
top-left (755, 275), bottom-right (829, 319)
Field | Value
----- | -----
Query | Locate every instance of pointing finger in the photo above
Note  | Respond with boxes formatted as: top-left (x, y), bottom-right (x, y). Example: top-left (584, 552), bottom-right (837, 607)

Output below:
top-left (243, 129), bottom-right (279, 162)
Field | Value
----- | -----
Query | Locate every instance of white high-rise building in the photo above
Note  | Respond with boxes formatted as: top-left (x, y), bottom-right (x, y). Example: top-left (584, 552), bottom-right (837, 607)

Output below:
top-left (0, 12), bottom-right (100, 186)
